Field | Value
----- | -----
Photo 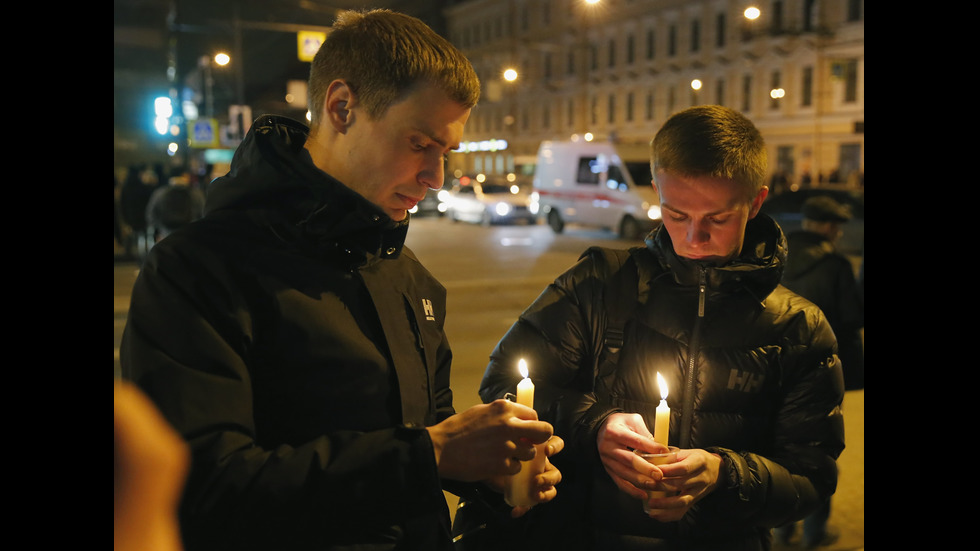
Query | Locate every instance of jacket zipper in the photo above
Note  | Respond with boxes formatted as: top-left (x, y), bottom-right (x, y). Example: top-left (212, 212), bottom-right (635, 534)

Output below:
top-left (679, 266), bottom-right (707, 448)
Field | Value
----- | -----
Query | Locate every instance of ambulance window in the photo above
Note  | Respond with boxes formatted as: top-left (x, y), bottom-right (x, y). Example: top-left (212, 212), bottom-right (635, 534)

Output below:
top-left (577, 157), bottom-right (601, 185)
top-left (626, 162), bottom-right (654, 188)
top-left (607, 165), bottom-right (629, 191)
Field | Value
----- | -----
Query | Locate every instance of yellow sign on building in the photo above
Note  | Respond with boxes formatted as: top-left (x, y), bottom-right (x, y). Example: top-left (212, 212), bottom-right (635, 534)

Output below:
top-left (297, 31), bottom-right (326, 62)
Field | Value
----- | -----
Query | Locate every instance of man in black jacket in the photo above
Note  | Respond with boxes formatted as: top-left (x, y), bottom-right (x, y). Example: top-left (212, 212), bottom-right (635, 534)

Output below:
top-left (782, 196), bottom-right (864, 391)
top-left (776, 195), bottom-right (863, 549)
top-left (121, 9), bottom-right (561, 551)
top-left (477, 105), bottom-right (845, 550)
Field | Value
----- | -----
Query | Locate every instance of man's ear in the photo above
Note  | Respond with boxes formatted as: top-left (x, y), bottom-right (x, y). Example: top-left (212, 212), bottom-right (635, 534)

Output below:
top-left (748, 186), bottom-right (769, 218)
top-left (324, 80), bottom-right (356, 133)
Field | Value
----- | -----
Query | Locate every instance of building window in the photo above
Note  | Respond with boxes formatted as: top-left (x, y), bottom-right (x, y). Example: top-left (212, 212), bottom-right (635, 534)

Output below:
top-left (741, 74), bottom-right (752, 112)
top-left (715, 13), bottom-right (726, 48)
top-left (691, 19), bottom-right (700, 52)
top-left (847, 0), bottom-right (863, 22)
top-left (626, 91), bottom-right (634, 122)
top-left (804, 0), bottom-right (817, 32)
top-left (772, 1), bottom-right (784, 33)
top-left (646, 91), bottom-right (654, 120)
top-left (608, 38), bottom-right (616, 67)
top-left (544, 52), bottom-right (553, 79)
top-left (802, 66), bottom-right (813, 107)
top-left (591, 95), bottom-right (598, 125)
top-left (668, 85), bottom-right (676, 113)
top-left (770, 70), bottom-right (781, 109)
top-left (608, 93), bottom-right (615, 124)
top-left (715, 79), bottom-right (725, 106)
top-left (627, 33), bottom-right (635, 65)
top-left (567, 50), bottom-right (575, 75)
top-left (844, 59), bottom-right (858, 103)
top-left (668, 24), bottom-right (677, 56)
top-left (646, 28), bottom-right (655, 59)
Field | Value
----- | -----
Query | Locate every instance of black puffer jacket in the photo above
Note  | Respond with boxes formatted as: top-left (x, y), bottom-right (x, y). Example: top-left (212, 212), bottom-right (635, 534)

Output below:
top-left (479, 216), bottom-right (845, 551)
top-left (121, 115), bottom-right (459, 551)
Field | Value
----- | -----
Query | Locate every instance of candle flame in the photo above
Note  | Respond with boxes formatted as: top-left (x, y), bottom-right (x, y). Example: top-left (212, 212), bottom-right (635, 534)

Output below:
top-left (656, 372), bottom-right (668, 400)
top-left (518, 358), bottom-right (528, 379)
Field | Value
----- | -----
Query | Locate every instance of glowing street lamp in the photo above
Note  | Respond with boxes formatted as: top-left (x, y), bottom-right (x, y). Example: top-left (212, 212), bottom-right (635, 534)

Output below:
top-left (744, 6), bottom-right (760, 20)
top-left (503, 68), bottom-right (518, 82)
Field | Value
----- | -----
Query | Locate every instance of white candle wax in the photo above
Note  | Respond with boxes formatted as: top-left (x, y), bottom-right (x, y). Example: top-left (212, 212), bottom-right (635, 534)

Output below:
top-left (654, 372), bottom-right (670, 446)
top-left (506, 359), bottom-right (547, 508)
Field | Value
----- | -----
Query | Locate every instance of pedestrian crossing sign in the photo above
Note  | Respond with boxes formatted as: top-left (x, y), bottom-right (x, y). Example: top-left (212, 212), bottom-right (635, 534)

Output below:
top-left (297, 31), bottom-right (326, 62)
top-left (188, 118), bottom-right (219, 148)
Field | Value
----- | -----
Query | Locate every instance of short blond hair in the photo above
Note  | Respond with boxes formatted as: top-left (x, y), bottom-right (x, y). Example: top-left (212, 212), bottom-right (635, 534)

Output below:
top-left (308, 9), bottom-right (481, 126)
top-left (651, 105), bottom-right (767, 201)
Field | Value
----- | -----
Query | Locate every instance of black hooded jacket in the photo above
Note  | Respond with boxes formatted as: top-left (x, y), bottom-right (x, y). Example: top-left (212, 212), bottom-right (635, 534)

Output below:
top-left (479, 216), bottom-right (845, 550)
top-left (782, 229), bottom-right (864, 390)
top-left (121, 115), bottom-right (459, 551)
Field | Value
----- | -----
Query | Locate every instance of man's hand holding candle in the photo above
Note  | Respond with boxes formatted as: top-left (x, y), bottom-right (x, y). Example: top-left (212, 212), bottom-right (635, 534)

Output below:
top-left (427, 399), bottom-right (555, 482)
top-left (597, 412), bottom-right (670, 499)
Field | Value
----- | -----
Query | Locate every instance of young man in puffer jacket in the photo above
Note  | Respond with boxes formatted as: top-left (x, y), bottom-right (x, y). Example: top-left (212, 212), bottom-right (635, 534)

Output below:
top-left (475, 105), bottom-right (845, 551)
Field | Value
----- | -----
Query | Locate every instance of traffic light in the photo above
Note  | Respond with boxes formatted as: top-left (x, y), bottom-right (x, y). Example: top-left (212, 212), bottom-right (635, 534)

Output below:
top-left (154, 96), bottom-right (173, 136)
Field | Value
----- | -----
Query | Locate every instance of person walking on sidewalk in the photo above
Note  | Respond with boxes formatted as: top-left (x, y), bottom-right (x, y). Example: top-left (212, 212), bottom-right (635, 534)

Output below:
top-left (121, 9), bottom-right (562, 551)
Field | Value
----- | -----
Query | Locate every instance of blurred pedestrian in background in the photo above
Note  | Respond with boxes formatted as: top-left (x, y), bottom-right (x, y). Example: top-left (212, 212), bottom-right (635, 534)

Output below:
top-left (781, 196), bottom-right (864, 391)
top-left (775, 195), bottom-right (863, 549)
top-left (119, 163), bottom-right (162, 260)
top-left (474, 105), bottom-right (845, 550)
top-left (114, 171), bottom-right (124, 251)
top-left (121, 9), bottom-right (562, 551)
top-left (145, 170), bottom-right (205, 244)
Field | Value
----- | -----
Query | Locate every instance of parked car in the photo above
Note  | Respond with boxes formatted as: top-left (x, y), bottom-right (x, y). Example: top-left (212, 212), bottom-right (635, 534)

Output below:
top-left (446, 177), bottom-right (539, 225)
top-left (759, 187), bottom-right (864, 256)
top-left (409, 188), bottom-right (450, 217)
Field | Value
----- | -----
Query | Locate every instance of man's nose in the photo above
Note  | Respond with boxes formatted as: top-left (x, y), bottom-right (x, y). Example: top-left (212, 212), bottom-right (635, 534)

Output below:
top-left (419, 157), bottom-right (445, 190)
top-left (686, 221), bottom-right (710, 244)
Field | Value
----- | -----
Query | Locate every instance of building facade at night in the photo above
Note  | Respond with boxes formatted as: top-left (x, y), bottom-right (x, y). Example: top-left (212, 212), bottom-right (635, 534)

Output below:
top-left (443, 0), bottom-right (864, 188)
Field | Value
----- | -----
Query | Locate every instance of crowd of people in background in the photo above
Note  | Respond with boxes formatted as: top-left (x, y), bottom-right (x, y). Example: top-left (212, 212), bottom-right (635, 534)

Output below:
top-left (114, 162), bottom-right (211, 261)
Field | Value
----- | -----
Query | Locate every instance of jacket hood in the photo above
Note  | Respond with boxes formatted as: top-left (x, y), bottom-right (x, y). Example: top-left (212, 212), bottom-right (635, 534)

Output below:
top-left (645, 213), bottom-right (787, 300)
top-left (204, 115), bottom-right (409, 260)
top-left (782, 230), bottom-right (837, 280)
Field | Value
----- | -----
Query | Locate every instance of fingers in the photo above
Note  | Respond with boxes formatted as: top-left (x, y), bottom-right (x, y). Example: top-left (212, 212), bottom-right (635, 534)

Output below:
top-left (545, 435), bottom-right (564, 457)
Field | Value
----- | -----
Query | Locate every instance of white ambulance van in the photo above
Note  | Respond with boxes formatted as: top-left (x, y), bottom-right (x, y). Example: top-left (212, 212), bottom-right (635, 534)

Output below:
top-left (533, 140), bottom-right (662, 239)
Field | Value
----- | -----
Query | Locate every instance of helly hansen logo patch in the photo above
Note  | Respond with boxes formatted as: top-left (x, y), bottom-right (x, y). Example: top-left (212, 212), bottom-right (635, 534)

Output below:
top-left (422, 298), bottom-right (435, 321)
top-left (727, 369), bottom-right (764, 392)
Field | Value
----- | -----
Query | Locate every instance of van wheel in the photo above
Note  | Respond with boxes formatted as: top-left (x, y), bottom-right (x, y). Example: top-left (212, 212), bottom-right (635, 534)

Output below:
top-left (548, 210), bottom-right (564, 233)
top-left (619, 216), bottom-right (641, 240)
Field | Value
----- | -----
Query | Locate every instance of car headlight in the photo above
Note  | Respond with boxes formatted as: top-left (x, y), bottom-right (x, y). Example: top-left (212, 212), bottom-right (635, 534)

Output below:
top-left (647, 205), bottom-right (662, 220)
top-left (494, 202), bottom-right (512, 216)
top-left (437, 189), bottom-right (452, 202)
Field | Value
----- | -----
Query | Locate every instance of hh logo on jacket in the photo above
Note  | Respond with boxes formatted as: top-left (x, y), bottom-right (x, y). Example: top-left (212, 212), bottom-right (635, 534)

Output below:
top-left (727, 368), bottom-right (764, 393)
top-left (422, 298), bottom-right (435, 321)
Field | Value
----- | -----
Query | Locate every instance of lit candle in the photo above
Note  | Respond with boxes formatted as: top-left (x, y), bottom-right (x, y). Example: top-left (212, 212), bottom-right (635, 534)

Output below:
top-left (506, 358), bottom-right (547, 508)
top-left (516, 359), bottom-right (534, 408)
top-left (654, 372), bottom-right (670, 446)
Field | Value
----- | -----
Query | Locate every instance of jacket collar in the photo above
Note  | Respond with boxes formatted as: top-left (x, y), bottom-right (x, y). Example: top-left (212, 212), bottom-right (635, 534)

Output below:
top-left (205, 114), bottom-right (409, 264)
top-left (645, 214), bottom-right (786, 300)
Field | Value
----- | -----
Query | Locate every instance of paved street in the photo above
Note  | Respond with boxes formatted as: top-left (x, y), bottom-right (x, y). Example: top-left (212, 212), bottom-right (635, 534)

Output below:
top-left (114, 217), bottom-right (863, 550)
